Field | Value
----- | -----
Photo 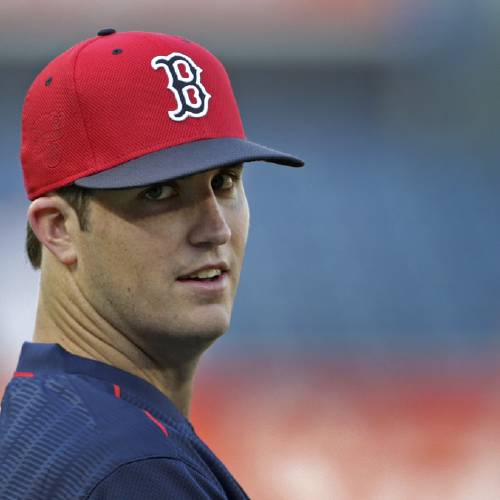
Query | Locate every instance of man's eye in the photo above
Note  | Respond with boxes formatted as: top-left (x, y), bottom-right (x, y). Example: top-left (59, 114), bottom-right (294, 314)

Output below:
top-left (142, 184), bottom-right (175, 201)
top-left (212, 173), bottom-right (239, 190)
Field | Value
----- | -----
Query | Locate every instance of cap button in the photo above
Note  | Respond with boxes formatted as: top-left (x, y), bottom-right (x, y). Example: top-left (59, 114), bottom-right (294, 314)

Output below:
top-left (97, 28), bottom-right (116, 36)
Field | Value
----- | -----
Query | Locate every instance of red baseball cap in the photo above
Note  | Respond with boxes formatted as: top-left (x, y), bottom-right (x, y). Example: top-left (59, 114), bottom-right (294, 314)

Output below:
top-left (20, 28), bottom-right (304, 200)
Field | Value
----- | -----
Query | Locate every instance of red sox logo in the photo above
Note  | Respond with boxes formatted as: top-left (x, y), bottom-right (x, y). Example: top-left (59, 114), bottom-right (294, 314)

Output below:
top-left (151, 52), bottom-right (211, 122)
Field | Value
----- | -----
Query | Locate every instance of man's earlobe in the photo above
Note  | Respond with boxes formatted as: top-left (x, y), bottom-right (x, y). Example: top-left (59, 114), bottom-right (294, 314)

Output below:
top-left (27, 197), bottom-right (78, 266)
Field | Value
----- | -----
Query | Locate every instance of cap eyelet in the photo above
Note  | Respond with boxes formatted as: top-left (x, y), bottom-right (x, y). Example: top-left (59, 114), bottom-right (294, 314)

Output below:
top-left (45, 77), bottom-right (53, 87)
top-left (112, 48), bottom-right (123, 55)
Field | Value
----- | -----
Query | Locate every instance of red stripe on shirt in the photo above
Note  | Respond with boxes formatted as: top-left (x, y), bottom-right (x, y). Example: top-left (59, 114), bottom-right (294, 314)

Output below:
top-left (13, 372), bottom-right (35, 378)
top-left (113, 384), bottom-right (121, 398)
top-left (143, 410), bottom-right (169, 437)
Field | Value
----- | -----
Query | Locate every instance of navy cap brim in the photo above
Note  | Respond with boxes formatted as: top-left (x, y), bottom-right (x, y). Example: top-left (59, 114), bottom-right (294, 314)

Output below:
top-left (74, 137), bottom-right (304, 189)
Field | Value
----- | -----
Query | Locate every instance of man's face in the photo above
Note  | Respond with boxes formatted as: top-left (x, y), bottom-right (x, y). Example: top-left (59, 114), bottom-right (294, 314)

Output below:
top-left (72, 163), bottom-right (249, 350)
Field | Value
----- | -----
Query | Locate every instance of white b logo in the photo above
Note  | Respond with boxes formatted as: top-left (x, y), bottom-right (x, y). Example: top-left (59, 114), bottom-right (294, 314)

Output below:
top-left (151, 53), bottom-right (211, 122)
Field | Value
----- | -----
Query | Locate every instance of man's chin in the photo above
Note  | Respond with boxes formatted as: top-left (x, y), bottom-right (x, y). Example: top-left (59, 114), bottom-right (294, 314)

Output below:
top-left (134, 304), bottom-right (231, 344)
top-left (159, 308), bottom-right (231, 340)
top-left (188, 303), bottom-right (231, 330)
top-left (187, 316), bottom-right (231, 340)
top-left (147, 325), bottom-right (226, 364)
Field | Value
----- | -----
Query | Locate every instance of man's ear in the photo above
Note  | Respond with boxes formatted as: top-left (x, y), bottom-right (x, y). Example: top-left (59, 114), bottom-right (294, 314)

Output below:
top-left (27, 196), bottom-right (78, 266)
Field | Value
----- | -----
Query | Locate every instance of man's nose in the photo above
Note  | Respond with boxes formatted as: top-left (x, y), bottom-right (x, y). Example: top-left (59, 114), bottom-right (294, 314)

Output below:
top-left (187, 193), bottom-right (232, 247)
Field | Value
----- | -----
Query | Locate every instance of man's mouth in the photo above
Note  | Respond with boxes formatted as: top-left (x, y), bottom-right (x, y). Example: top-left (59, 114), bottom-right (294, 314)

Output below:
top-left (177, 271), bottom-right (228, 282)
top-left (176, 270), bottom-right (229, 295)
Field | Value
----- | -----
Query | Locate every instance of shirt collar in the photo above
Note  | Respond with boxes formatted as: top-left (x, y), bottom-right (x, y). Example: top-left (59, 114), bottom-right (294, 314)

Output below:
top-left (15, 341), bottom-right (192, 429)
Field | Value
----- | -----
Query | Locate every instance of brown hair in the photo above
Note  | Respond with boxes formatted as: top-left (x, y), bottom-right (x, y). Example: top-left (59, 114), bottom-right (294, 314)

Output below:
top-left (26, 185), bottom-right (93, 270)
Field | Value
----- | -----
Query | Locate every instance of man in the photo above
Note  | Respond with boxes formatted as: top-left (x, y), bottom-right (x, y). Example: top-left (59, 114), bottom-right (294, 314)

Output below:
top-left (0, 29), bottom-right (304, 499)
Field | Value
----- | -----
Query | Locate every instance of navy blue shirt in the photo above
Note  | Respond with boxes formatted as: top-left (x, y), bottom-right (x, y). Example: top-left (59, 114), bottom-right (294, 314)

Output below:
top-left (0, 342), bottom-right (250, 499)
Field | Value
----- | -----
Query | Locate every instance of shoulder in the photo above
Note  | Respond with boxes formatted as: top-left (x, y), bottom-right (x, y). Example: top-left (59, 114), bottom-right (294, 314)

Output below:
top-left (1, 372), bottom-right (185, 459)
top-left (0, 373), bottom-right (207, 499)
top-left (84, 457), bottom-right (227, 500)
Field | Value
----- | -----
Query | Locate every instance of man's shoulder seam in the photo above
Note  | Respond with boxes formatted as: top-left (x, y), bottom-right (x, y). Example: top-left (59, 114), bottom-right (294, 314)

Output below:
top-left (83, 455), bottom-right (212, 499)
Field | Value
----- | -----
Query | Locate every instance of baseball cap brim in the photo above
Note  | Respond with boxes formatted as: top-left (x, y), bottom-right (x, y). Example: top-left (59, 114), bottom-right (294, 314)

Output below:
top-left (74, 137), bottom-right (304, 189)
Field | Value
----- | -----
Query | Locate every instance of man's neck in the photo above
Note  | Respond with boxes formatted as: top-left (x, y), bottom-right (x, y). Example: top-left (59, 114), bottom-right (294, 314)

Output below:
top-left (33, 324), bottom-right (202, 417)
top-left (33, 288), bottom-right (205, 418)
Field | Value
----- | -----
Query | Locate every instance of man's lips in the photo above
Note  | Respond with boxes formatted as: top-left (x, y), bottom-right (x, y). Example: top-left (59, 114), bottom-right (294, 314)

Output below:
top-left (177, 261), bottom-right (229, 280)
top-left (177, 271), bottom-right (228, 282)
top-left (176, 271), bottom-right (229, 294)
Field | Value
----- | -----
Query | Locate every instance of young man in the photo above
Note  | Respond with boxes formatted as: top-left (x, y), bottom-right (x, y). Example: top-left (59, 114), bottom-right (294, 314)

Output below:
top-left (0, 29), bottom-right (304, 499)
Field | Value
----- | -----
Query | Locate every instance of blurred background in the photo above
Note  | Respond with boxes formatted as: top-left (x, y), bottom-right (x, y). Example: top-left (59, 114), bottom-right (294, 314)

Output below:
top-left (1, 1), bottom-right (500, 498)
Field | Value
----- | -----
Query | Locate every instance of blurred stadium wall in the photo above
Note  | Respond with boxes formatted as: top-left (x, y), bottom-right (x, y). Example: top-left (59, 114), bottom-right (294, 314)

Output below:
top-left (1, 1), bottom-right (500, 498)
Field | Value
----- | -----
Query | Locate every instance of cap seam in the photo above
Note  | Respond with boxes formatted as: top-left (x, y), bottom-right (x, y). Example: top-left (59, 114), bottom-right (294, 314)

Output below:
top-left (71, 36), bottom-right (101, 173)
top-left (137, 31), bottom-right (163, 49)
